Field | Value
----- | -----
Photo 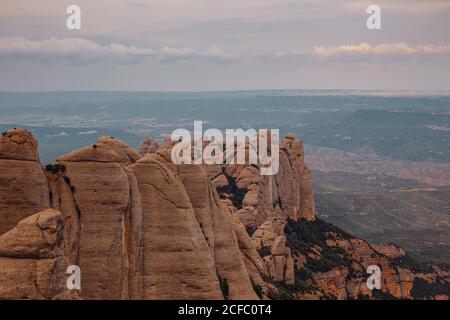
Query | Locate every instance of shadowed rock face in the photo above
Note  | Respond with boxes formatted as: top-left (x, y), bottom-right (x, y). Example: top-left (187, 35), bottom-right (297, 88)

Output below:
top-left (0, 128), bottom-right (50, 235)
top-left (213, 134), bottom-right (315, 232)
top-left (0, 128), bottom-right (448, 300)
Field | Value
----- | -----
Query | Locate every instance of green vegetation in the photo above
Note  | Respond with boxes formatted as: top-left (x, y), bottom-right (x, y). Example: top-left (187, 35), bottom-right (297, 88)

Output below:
top-left (265, 281), bottom-right (296, 300)
top-left (63, 176), bottom-right (71, 185)
top-left (257, 246), bottom-right (271, 258)
top-left (411, 277), bottom-right (450, 298)
top-left (283, 218), bottom-right (450, 300)
top-left (263, 270), bottom-right (319, 299)
top-left (251, 280), bottom-right (263, 299)
top-left (356, 290), bottom-right (398, 300)
top-left (391, 254), bottom-right (433, 273)
top-left (45, 163), bottom-right (66, 174)
top-left (267, 288), bottom-right (295, 300)
top-left (216, 171), bottom-right (247, 209)
top-left (284, 218), bottom-right (357, 274)
top-left (218, 277), bottom-right (229, 300)
top-left (371, 289), bottom-right (398, 300)
top-left (245, 225), bottom-right (255, 237)
top-left (75, 204), bottom-right (81, 218)
top-left (292, 270), bottom-right (317, 294)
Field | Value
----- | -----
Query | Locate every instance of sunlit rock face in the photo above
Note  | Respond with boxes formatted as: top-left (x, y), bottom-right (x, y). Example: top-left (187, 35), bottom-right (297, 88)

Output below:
top-left (0, 128), bottom-right (448, 300)
top-left (0, 128), bottom-right (50, 235)
top-left (0, 209), bottom-right (75, 300)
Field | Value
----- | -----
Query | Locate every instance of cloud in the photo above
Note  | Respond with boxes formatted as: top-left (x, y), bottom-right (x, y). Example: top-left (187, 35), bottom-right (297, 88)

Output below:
top-left (0, 37), bottom-right (155, 61)
top-left (275, 42), bottom-right (450, 60)
top-left (45, 131), bottom-right (68, 138)
top-left (1, 37), bottom-right (449, 66)
top-left (313, 42), bottom-right (450, 57)
top-left (77, 130), bottom-right (99, 135)
top-left (0, 37), bottom-right (236, 64)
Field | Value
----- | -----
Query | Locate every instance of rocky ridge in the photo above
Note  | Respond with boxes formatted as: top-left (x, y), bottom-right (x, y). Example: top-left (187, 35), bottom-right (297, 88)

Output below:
top-left (0, 128), bottom-right (448, 299)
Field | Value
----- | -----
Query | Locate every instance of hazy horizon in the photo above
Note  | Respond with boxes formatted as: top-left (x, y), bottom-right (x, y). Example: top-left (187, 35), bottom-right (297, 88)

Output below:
top-left (1, 89), bottom-right (450, 95)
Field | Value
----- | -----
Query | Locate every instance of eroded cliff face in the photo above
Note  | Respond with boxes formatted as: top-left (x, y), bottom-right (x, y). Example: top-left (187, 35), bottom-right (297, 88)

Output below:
top-left (150, 149), bottom-right (259, 299)
top-left (0, 128), bottom-right (50, 235)
top-left (0, 128), bottom-right (448, 300)
top-left (126, 155), bottom-right (224, 299)
top-left (45, 135), bottom-right (257, 299)
top-left (47, 136), bottom-right (137, 299)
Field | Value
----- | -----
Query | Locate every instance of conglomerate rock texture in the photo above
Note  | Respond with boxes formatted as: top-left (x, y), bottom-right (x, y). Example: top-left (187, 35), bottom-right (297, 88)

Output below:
top-left (0, 128), bottom-right (448, 300)
top-left (0, 128), bottom-right (50, 235)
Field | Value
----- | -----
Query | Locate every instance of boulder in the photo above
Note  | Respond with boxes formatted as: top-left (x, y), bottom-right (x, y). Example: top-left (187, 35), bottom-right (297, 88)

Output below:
top-left (0, 209), bottom-right (74, 300)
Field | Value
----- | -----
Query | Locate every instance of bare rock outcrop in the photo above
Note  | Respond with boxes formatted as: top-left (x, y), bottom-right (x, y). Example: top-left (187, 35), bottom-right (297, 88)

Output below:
top-left (0, 128), bottom-right (50, 235)
top-left (138, 137), bottom-right (159, 155)
top-left (1, 128), bottom-right (448, 301)
top-left (207, 134), bottom-right (316, 290)
top-left (47, 136), bottom-right (139, 299)
top-left (126, 156), bottom-right (224, 299)
top-left (45, 135), bottom-right (259, 299)
top-left (151, 148), bottom-right (259, 299)
top-left (214, 134), bottom-right (315, 235)
top-left (372, 243), bottom-right (406, 259)
top-left (0, 209), bottom-right (73, 299)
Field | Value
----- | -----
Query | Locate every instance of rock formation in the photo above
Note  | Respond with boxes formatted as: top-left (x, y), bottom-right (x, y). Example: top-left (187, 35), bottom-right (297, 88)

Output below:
top-left (0, 209), bottom-right (74, 299)
top-left (138, 137), bottom-right (159, 155)
top-left (126, 155), bottom-right (224, 299)
top-left (46, 135), bottom-right (257, 299)
top-left (0, 128), bottom-right (448, 300)
top-left (0, 128), bottom-right (50, 235)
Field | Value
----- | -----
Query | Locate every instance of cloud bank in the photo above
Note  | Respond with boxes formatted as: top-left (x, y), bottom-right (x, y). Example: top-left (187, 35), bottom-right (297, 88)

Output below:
top-left (276, 42), bottom-right (450, 60)
top-left (1, 37), bottom-right (450, 65)
top-left (313, 42), bottom-right (450, 57)
top-left (0, 37), bottom-right (236, 64)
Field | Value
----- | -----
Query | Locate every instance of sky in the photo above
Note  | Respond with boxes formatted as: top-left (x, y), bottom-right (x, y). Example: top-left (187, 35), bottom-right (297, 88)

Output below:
top-left (0, 0), bottom-right (450, 91)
